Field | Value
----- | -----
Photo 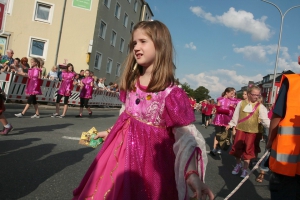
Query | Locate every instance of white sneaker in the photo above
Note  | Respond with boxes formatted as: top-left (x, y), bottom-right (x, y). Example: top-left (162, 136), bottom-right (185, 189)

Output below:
top-left (51, 113), bottom-right (59, 118)
top-left (201, 124), bottom-right (205, 127)
top-left (15, 113), bottom-right (23, 118)
top-left (240, 169), bottom-right (249, 178)
top-left (217, 149), bottom-right (222, 154)
top-left (232, 163), bottom-right (242, 175)
top-left (31, 114), bottom-right (40, 118)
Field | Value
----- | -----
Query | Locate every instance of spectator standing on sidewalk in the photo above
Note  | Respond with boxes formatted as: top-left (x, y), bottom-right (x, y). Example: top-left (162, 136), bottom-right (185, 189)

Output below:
top-left (14, 57), bottom-right (42, 118)
top-left (75, 69), bottom-right (93, 118)
top-left (201, 99), bottom-right (207, 126)
top-left (226, 86), bottom-right (270, 178)
top-left (266, 74), bottom-right (300, 199)
top-left (52, 63), bottom-right (76, 118)
top-left (0, 88), bottom-right (13, 135)
top-left (2, 49), bottom-right (14, 66)
top-left (37, 58), bottom-right (46, 79)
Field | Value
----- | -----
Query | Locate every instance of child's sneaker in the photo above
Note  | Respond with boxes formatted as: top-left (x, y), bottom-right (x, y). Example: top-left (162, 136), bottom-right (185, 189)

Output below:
top-left (51, 113), bottom-right (59, 118)
top-left (31, 114), bottom-right (40, 118)
top-left (217, 149), bottom-right (222, 154)
top-left (232, 163), bottom-right (242, 175)
top-left (210, 149), bottom-right (217, 156)
top-left (240, 169), bottom-right (249, 178)
top-left (15, 113), bottom-right (23, 118)
top-left (58, 115), bottom-right (65, 118)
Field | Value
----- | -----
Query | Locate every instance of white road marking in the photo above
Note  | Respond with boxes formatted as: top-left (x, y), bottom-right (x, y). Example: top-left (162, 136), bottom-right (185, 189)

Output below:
top-left (62, 136), bottom-right (80, 140)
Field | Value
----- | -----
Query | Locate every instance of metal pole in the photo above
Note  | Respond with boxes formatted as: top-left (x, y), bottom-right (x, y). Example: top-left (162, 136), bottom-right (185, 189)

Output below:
top-left (54, 0), bottom-right (67, 66)
top-left (261, 0), bottom-right (300, 103)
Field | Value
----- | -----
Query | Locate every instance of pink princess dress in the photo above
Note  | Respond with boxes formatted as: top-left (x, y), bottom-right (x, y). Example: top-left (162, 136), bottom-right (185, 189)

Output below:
top-left (57, 71), bottom-right (76, 96)
top-left (79, 76), bottom-right (94, 99)
top-left (73, 83), bottom-right (208, 200)
top-left (213, 97), bottom-right (233, 127)
top-left (25, 68), bottom-right (42, 95)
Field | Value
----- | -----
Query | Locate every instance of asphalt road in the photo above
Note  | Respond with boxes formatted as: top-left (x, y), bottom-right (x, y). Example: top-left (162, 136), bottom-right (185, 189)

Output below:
top-left (0, 104), bottom-right (270, 200)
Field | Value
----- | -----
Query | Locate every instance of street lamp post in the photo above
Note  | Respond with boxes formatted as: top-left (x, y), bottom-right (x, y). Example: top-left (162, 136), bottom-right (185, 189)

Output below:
top-left (261, 0), bottom-right (300, 104)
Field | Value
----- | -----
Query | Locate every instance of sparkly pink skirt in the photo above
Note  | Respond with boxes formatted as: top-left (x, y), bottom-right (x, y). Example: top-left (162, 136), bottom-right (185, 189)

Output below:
top-left (213, 113), bottom-right (231, 127)
top-left (73, 112), bottom-right (178, 200)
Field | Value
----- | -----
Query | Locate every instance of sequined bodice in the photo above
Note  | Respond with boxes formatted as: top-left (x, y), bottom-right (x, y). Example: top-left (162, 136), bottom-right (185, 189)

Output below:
top-left (218, 97), bottom-right (231, 109)
top-left (124, 85), bottom-right (173, 127)
top-left (62, 71), bottom-right (75, 80)
top-left (28, 68), bottom-right (40, 79)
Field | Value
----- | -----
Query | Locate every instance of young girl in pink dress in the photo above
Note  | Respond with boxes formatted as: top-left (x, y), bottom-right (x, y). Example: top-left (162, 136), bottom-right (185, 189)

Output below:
top-left (51, 63), bottom-right (76, 118)
top-left (15, 57), bottom-right (42, 118)
top-left (210, 87), bottom-right (235, 155)
top-left (75, 69), bottom-right (93, 118)
top-left (72, 20), bottom-right (214, 200)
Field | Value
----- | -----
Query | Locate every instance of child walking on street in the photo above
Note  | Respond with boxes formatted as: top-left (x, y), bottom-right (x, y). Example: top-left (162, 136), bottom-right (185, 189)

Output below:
top-left (73, 20), bottom-right (214, 200)
top-left (226, 86), bottom-right (270, 178)
top-left (0, 88), bottom-right (13, 135)
top-left (15, 57), bottom-right (42, 118)
top-left (52, 63), bottom-right (76, 118)
top-left (75, 69), bottom-right (93, 118)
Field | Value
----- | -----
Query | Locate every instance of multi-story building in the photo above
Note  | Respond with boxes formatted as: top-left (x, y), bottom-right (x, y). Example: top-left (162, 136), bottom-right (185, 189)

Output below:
top-left (1, 0), bottom-right (153, 83)
top-left (89, 0), bottom-right (153, 83)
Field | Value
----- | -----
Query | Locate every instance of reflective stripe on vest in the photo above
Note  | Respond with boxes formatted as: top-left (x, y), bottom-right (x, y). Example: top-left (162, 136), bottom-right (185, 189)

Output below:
top-left (271, 150), bottom-right (300, 163)
top-left (278, 126), bottom-right (300, 135)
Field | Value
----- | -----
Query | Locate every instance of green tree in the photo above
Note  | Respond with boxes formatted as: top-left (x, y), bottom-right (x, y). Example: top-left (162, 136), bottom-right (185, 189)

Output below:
top-left (194, 86), bottom-right (211, 102)
top-left (181, 82), bottom-right (194, 97)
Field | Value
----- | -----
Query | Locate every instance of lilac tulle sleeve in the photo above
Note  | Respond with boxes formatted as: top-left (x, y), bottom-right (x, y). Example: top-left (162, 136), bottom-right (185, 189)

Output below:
top-left (173, 125), bottom-right (208, 200)
top-left (163, 87), bottom-right (195, 127)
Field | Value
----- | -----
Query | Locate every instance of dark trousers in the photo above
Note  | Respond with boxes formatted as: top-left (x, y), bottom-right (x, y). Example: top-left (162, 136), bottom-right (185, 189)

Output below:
top-left (269, 172), bottom-right (300, 200)
top-left (201, 113), bottom-right (206, 124)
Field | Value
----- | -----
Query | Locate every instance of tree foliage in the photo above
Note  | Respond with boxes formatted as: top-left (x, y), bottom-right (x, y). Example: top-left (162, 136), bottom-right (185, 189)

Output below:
top-left (180, 82), bottom-right (211, 102)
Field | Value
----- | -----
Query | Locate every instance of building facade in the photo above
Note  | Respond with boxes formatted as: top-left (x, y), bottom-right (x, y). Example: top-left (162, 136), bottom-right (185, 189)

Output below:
top-left (89, 0), bottom-right (153, 83)
top-left (1, 0), bottom-right (153, 83)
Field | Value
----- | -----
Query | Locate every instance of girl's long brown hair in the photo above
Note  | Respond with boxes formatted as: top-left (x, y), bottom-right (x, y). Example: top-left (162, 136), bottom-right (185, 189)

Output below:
top-left (119, 20), bottom-right (175, 92)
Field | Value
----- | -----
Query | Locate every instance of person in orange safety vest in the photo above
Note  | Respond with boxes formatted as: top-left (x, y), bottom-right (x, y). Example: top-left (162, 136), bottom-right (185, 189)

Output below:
top-left (266, 74), bottom-right (300, 200)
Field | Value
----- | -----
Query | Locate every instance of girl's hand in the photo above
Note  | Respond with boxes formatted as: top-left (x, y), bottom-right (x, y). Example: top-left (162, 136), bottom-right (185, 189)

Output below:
top-left (187, 174), bottom-right (214, 200)
top-left (94, 131), bottom-right (109, 141)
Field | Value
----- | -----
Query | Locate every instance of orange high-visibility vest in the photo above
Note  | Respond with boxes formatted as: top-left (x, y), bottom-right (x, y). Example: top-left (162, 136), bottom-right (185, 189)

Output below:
top-left (269, 74), bottom-right (300, 176)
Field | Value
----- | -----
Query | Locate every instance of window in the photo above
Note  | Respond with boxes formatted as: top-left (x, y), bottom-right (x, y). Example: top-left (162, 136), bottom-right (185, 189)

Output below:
top-left (104, 0), bottom-right (111, 8)
top-left (134, 0), bottom-right (138, 12)
top-left (120, 38), bottom-right (125, 52)
top-left (99, 20), bottom-right (107, 39)
top-left (34, 1), bottom-right (54, 23)
top-left (111, 31), bottom-right (117, 46)
top-left (94, 52), bottom-right (102, 70)
top-left (29, 37), bottom-right (48, 59)
top-left (115, 2), bottom-right (121, 19)
top-left (106, 58), bottom-right (113, 73)
top-left (123, 13), bottom-right (128, 27)
top-left (116, 63), bottom-right (121, 77)
top-left (130, 22), bottom-right (134, 33)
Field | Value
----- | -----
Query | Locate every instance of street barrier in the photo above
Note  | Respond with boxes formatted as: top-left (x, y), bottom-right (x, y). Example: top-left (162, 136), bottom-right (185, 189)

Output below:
top-left (3, 72), bottom-right (121, 107)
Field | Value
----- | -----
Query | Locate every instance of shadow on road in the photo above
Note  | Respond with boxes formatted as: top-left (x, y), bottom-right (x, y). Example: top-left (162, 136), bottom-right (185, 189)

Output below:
top-left (0, 139), bottom-right (93, 199)
top-left (7, 123), bottom-right (74, 135)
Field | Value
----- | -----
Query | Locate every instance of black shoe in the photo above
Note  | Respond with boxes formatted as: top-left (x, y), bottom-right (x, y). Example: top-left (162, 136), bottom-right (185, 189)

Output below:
top-left (89, 112), bottom-right (92, 117)
top-left (210, 150), bottom-right (216, 156)
top-left (75, 115), bottom-right (82, 118)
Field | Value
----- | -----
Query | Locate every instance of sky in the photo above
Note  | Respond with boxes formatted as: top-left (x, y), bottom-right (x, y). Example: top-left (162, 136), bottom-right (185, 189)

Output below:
top-left (146, 0), bottom-right (300, 99)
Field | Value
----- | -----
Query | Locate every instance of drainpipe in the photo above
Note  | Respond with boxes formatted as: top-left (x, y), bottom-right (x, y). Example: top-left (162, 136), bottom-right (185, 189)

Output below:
top-left (54, 0), bottom-right (67, 66)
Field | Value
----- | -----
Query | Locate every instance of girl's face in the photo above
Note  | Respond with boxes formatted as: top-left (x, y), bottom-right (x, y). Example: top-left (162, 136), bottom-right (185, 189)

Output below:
top-left (31, 59), bottom-right (37, 67)
top-left (243, 91), bottom-right (248, 100)
top-left (84, 71), bottom-right (90, 77)
top-left (68, 65), bottom-right (73, 72)
top-left (247, 89), bottom-right (261, 103)
top-left (225, 90), bottom-right (235, 98)
top-left (133, 28), bottom-right (156, 69)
